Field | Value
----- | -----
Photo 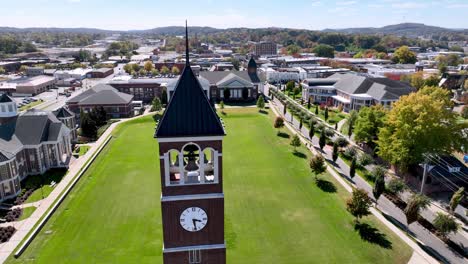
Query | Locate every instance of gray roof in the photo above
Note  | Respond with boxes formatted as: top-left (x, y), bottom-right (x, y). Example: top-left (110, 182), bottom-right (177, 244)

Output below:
top-left (53, 107), bottom-right (75, 118)
top-left (0, 94), bottom-right (13, 103)
top-left (0, 109), bottom-right (69, 161)
top-left (333, 73), bottom-right (415, 101)
top-left (68, 84), bottom-right (133, 106)
top-left (200, 70), bottom-right (263, 85)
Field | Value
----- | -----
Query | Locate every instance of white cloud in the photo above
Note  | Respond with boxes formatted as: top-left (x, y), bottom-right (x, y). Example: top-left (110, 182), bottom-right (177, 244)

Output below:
top-left (338, 1), bottom-right (357, 5)
top-left (392, 2), bottom-right (428, 9)
top-left (67, 0), bottom-right (80, 3)
top-left (447, 3), bottom-right (468, 8)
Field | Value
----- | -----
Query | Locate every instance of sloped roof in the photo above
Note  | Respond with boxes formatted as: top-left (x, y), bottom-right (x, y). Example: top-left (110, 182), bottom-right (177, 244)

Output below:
top-left (78, 89), bottom-right (133, 106)
top-left (334, 73), bottom-right (415, 101)
top-left (67, 84), bottom-right (115, 104)
top-left (200, 70), bottom-right (263, 85)
top-left (0, 110), bottom-right (69, 161)
top-left (216, 73), bottom-right (254, 88)
top-left (0, 94), bottom-right (13, 103)
top-left (155, 66), bottom-right (225, 138)
top-left (53, 107), bottom-right (75, 118)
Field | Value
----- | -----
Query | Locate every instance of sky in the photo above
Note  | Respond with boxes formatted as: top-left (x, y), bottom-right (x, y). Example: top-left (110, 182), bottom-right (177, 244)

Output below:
top-left (1, 0), bottom-right (467, 30)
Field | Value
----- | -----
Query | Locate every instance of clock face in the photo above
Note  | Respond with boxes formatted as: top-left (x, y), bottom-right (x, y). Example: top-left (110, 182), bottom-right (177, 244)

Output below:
top-left (180, 207), bottom-right (208, 232)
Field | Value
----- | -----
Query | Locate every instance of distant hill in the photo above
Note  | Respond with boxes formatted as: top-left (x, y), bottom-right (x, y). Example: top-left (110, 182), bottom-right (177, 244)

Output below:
top-left (0, 27), bottom-right (117, 34)
top-left (129, 26), bottom-right (222, 35)
top-left (322, 23), bottom-right (467, 37)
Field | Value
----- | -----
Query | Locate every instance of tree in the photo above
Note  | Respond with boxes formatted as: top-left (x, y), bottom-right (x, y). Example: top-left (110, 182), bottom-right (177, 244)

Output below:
top-left (161, 90), bottom-right (168, 105)
top-left (292, 87), bottom-right (301, 99)
top-left (307, 98), bottom-right (311, 109)
top-left (19, 65), bottom-right (28, 73)
top-left (386, 178), bottom-right (407, 196)
top-left (138, 69), bottom-right (147, 76)
top-left (144, 61), bottom-right (154, 72)
top-left (150, 69), bottom-right (159, 76)
top-left (315, 105), bottom-right (319, 115)
top-left (392, 46), bottom-right (417, 64)
top-left (299, 118), bottom-right (303, 129)
top-left (274, 116), bottom-right (284, 134)
top-left (171, 66), bottom-right (180, 75)
top-left (410, 72), bottom-right (425, 90)
top-left (319, 129), bottom-right (326, 150)
top-left (373, 173), bottom-right (385, 204)
top-left (353, 105), bottom-right (387, 148)
top-left (332, 142), bottom-right (339, 162)
top-left (151, 97), bottom-right (162, 112)
top-left (80, 112), bottom-right (97, 139)
top-left (0, 66), bottom-right (5, 75)
top-left (131, 63), bottom-right (140, 72)
top-left (449, 187), bottom-right (464, 214)
top-left (256, 96), bottom-right (265, 110)
top-left (424, 75), bottom-right (439, 87)
top-left (219, 100), bottom-right (225, 111)
top-left (433, 213), bottom-right (459, 241)
top-left (309, 123), bottom-right (315, 140)
top-left (324, 107), bottom-right (329, 121)
top-left (377, 87), bottom-right (467, 169)
top-left (404, 194), bottom-right (430, 228)
top-left (313, 44), bottom-right (335, 58)
top-left (310, 154), bottom-right (326, 180)
top-left (223, 89), bottom-right (231, 100)
top-left (290, 134), bottom-right (301, 152)
top-left (160, 66), bottom-right (170, 74)
top-left (349, 157), bottom-right (357, 179)
top-left (97, 106), bottom-right (107, 125)
top-left (346, 188), bottom-right (372, 223)
top-left (347, 122), bottom-right (353, 138)
top-left (286, 81), bottom-right (295, 93)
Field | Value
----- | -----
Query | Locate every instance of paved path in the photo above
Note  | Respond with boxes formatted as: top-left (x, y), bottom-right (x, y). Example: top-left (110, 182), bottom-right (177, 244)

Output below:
top-left (270, 99), bottom-right (466, 264)
top-left (0, 112), bottom-right (156, 263)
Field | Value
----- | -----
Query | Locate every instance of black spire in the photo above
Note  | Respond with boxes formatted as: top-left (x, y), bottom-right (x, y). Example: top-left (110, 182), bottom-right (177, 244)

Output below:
top-left (185, 20), bottom-right (190, 66)
top-left (155, 22), bottom-right (225, 138)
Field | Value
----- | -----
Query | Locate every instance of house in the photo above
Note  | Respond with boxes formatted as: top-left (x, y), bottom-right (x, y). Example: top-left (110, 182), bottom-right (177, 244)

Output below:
top-left (108, 75), bottom-right (165, 103)
top-left (66, 84), bottom-right (134, 118)
top-left (199, 57), bottom-right (264, 102)
top-left (302, 73), bottom-right (416, 111)
top-left (0, 94), bottom-right (72, 202)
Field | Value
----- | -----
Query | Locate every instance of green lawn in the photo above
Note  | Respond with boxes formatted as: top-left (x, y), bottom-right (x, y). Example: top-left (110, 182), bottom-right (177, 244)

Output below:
top-left (73, 145), bottom-right (90, 157)
top-left (22, 170), bottom-right (67, 204)
top-left (18, 207), bottom-right (37, 221)
top-left (19, 100), bottom-right (43, 111)
top-left (7, 109), bottom-right (412, 263)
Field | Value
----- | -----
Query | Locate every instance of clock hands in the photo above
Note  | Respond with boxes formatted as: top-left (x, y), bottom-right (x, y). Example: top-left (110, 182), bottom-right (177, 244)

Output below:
top-left (192, 218), bottom-right (202, 230)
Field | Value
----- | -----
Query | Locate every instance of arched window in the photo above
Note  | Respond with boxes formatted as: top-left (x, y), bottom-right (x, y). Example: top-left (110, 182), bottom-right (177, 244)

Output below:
top-left (168, 149), bottom-right (182, 184)
top-left (182, 143), bottom-right (201, 184)
top-left (203, 148), bottom-right (216, 182)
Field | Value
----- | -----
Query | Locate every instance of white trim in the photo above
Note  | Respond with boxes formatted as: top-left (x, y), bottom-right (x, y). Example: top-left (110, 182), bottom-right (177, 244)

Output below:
top-left (161, 193), bottom-right (224, 202)
top-left (157, 136), bottom-right (224, 143)
top-left (163, 243), bottom-right (226, 253)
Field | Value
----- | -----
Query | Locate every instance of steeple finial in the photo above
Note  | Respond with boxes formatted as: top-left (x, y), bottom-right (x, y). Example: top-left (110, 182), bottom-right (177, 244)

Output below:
top-left (185, 20), bottom-right (189, 66)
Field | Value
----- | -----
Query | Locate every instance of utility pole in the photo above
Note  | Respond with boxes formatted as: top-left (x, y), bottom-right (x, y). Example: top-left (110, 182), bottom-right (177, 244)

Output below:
top-left (420, 161), bottom-right (434, 194)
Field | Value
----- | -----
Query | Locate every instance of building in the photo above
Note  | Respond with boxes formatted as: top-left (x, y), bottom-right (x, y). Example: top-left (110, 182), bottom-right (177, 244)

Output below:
top-left (108, 75), bottom-right (165, 103)
top-left (155, 25), bottom-right (226, 263)
top-left (253, 41), bottom-right (277, 56)
top-left (199, 57), bottom-right (264, 102)
top-left (54, 68), bottom-right (92, 85)
top-left (0, 75), bottom-right (57, 96)
top-left (259, 67), bottom-right (308, 83)
top-left (0, 94), bottom-right (72, 202)
top-left (26, 67), bottom-right (45, 77)
top-left (67, 84), bottom-right (134, 118)
top-left (53, 107), bottom-right (77, 142)
top-left (87, 68), bottom-right (114, 78)
top-left (362, 64), bottom-right (416, 80)
top-left (302, 73), bottom-right (416, 111)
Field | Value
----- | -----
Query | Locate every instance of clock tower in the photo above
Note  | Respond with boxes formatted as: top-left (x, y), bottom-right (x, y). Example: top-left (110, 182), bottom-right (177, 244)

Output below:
top-left (155, 22), bottom-right (227, 264)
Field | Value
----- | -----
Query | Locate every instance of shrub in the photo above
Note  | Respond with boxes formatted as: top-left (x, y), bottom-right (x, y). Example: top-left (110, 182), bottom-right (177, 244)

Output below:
top-left (335, 137), bottom-right (349, 148)
top-left (358, 153), bottom-right (373, 167)
top-left (343, 146), bottom-right (358, 159)
top-left (386, 178), bottom-right (407, 195)
top-left (325, 128), bottom-right (335, 138)
top-left (433, 213), bottom-right (459, 241)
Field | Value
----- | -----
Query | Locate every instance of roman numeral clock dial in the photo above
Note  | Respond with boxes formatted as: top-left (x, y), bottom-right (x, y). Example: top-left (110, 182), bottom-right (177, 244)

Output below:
top-left (180, 207), bottom-right (208, 232)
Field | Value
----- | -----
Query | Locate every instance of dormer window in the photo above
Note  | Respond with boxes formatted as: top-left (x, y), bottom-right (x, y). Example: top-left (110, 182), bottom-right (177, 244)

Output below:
top-left (164, 143), bottom-right (219, 186)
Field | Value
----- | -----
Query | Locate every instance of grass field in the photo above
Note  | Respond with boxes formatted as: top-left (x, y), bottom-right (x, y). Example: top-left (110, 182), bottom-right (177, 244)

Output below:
top-left (18, 207), bottom-right (37, 221)
top-left (7, 108), bottom-right (412, 264)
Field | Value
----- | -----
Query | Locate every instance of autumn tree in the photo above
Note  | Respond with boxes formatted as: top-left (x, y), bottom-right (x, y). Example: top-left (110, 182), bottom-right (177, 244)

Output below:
top-left (160, 66), bottom-right (170, 74)
top-left (274, 116), bottom-right (284, 134)
top-left (346, 188), bottom-right (372, 223)
top-left (171, 66), bottom-right (180, 75)
top-left (392, 46), bottom-right (417, 64)
top-left (310, 154), bottom-right (326, 180)
top-left (144, 61), bottom-right (154, 72)
top-left (377, 86), bottom-right (467, 169)
top-left (313, 44), bottom-right (335, 58)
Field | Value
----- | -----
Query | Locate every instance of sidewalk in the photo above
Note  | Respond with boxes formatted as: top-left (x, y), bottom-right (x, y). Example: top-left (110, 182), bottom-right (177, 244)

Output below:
top-left (0, 112), bottom-right (156, 263)
top-left (270, 99), bottom-right (466, 264)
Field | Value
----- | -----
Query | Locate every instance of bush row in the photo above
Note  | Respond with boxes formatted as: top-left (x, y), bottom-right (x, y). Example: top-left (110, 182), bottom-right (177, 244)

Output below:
top-left (0, 226), bottom-right (16, 243)
top-left (5, 208), bottom-right (22, 222)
